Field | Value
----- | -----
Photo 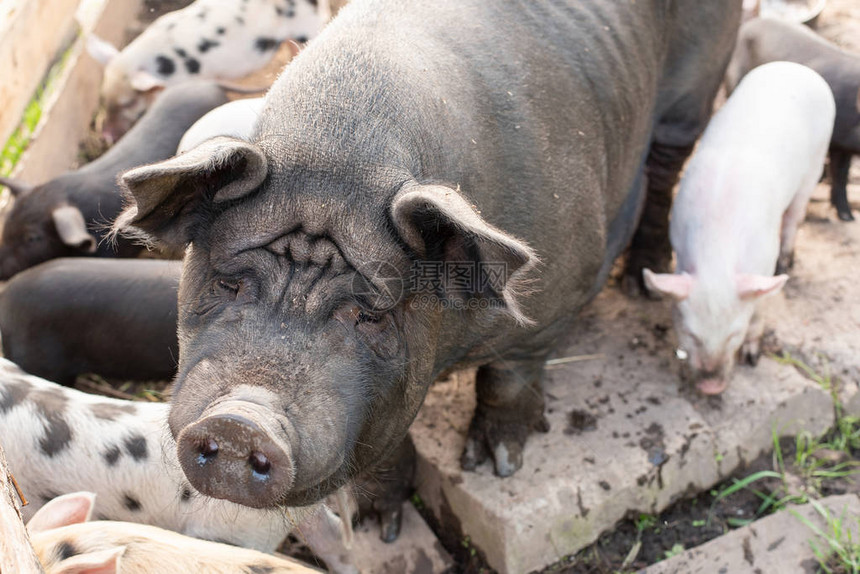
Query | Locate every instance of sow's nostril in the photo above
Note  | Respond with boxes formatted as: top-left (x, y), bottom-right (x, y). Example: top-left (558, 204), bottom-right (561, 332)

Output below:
top-left (176, 412), bottom-right (295, 509)
top-left (195, 438), bottom-right (220, 465)
top-left (249, 451), bottom-right (271, 477)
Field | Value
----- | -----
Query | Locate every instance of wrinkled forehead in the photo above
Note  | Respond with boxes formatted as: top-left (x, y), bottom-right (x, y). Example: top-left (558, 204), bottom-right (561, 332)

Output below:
top-left (203, 179), bottom-right (410, 273)
top-left (204, 190), bottom-right (351, 261)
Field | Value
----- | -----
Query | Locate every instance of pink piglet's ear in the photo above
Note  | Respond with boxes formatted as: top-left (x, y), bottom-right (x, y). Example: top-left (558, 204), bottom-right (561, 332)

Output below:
top-left (27, 492), bottom-right (96, 533)
top-left (642, 269), bottom-right (694, 301)
top-left (736, 273), bottom-right (788, 300)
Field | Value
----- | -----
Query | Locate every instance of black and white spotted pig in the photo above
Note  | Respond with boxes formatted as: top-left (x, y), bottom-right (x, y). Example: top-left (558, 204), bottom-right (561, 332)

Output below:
top-left (0, 360), bottom-right (356, 573)
top-left (0, 82), bottom-right (229, 280)
top-left (0, 258), bottom-right (181, 386)
top-left (28, 493), bottom-right (319, 574)
top-left (726, 17), bottom-right (860, 221)
top-left (87, 0), bottom-right (325, 141)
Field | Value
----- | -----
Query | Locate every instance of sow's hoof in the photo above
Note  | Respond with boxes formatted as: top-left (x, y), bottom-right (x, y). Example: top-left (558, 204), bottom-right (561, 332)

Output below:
top-left (354, 436), bottom-right (416, 543)
top-left (461, 407), bottom-right (550, 477)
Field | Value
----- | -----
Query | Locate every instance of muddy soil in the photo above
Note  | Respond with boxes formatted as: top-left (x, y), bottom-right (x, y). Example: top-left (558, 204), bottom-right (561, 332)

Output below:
top-left (549, 432), bottom-right (860, 574)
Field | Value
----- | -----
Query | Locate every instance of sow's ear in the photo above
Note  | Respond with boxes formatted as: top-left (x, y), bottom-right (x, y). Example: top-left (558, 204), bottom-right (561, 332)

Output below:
top-left (391, 184), bottom-right (538, 324)
top-left (115, 136), bottom-right (267, 253)
top-left (27, 492), bottom-right (96, 533)
top-left (53, 206), bottom-right (97, 252)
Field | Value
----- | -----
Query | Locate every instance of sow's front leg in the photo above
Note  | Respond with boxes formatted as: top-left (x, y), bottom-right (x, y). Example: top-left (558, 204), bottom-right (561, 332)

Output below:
top-left (354, 435), bottom-right (416, 543)
top-left (623, 0), bottom-right (742, 295)
top-left (461, 357), bottom-right (550, 477)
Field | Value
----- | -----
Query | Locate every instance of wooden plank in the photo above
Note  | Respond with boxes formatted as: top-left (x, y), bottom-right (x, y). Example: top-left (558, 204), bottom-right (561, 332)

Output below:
top-left (0, 0), bottom-right (81, 147)
top-left (0, 441), bottom-right (45, 574)
top-left (14, 0), bottom-right (144, 184)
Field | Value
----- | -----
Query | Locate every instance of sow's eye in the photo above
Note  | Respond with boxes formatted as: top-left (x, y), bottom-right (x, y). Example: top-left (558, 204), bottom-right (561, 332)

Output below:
top-left (216, 278), bottom-right (241, 298)
top-left (211, 276), bottom-right (255, 303)
top-left (335, 305), bottom-right (387, 331)
top-left (356, 310), bottom-right (381, 325)
top-left (334, 305), bottom-right (398, 357)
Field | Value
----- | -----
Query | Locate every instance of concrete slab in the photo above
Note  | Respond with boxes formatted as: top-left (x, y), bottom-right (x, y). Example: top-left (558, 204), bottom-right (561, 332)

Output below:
top-left (642, 494), bottom-right (860, 574)
top-left (411, 290), bottom-right (834, 574)
top-left (350, 503), bottom-right (454, 574)
top-left (409, 179), bottom-right (860, 574)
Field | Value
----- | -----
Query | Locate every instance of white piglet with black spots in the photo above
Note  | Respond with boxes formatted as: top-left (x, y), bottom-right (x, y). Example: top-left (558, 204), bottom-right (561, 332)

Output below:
top-left (29, 492), bottom-right (319, 574)
top-left (644, 61), bottom-right (835, 395)
top-left (0, 359), bottom-right (356, 573)
top-left (87, 0), bottom-right (326, 141)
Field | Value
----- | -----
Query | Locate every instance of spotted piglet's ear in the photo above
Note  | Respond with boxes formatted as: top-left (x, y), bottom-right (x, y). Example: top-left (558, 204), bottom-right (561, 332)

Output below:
top-left (391, 184), bottom-right (538, 324)
top-left (114, 136), bottom-right (267, 256)
top-left (27, 492), bottom-right (96, 533)
top-left (130, 70), bottom-right (166, 93)
top-left (85, 34), bottom-right (119, 67)
top-left (50, 547), bottom-right (125, 574)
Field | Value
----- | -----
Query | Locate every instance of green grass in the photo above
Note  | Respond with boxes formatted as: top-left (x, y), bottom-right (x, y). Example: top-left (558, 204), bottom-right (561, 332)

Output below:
top-left (707, 352), bottom-right (860, 539)
top-left (0, 31), bottom-right (78, 179)
top-left (460, 535), bottom-right (476, 556)
top-left (410, 492), bottom-right (425, 511)
top-left (792, 498), bottom-right (860, 574)
top-left (777, 352), bottom-right (860, 486)
top-left (663, 543), bottom-right (685, 561)
top-left (775, 350), bottom-right (833, 390)
top-left (635, 513), bottom-right (657, 533)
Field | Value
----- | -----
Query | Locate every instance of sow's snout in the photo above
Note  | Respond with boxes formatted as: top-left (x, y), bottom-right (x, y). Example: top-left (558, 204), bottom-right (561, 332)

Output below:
top-left (175, 399), bottom-right (297, 509)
